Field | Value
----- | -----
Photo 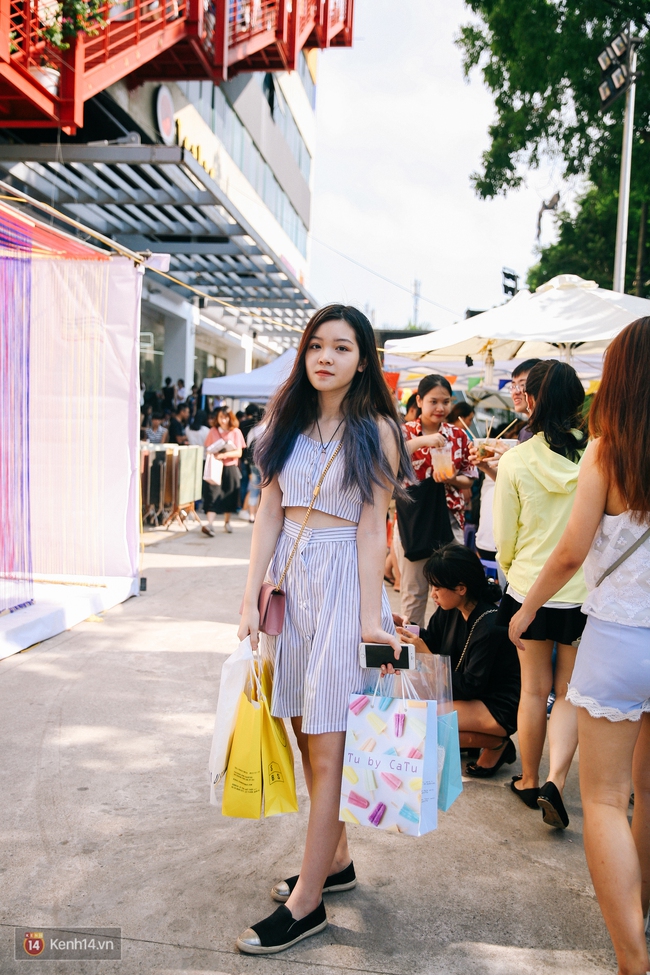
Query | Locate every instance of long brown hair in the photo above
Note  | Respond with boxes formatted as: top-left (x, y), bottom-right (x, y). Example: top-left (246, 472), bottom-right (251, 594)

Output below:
top-left (590, 317), bottom-right (650, 521)
top-left (255, 304), bottom-right (413, 502)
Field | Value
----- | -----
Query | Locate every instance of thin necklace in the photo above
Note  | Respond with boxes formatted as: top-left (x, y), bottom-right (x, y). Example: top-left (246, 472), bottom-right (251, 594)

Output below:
top-left (315, 416), bottom-right (345, 454)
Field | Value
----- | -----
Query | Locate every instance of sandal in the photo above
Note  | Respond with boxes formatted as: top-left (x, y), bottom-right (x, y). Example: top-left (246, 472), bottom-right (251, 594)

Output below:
top-left (236, 902), bottom-right (327, 954)
top-left (465, 739), bottom-right (516, 779)
top-left (510, 775), bottom-right (541, 809)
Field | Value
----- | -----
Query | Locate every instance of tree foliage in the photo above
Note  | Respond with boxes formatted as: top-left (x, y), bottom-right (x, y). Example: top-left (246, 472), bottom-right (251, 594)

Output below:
top-left (457, 1), bottom-right (650, 198)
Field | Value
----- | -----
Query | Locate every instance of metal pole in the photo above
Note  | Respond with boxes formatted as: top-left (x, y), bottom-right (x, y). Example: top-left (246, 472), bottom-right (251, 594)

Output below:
top-left (412, 279), bottom-right (420, 327)
top-left (613, 42), bottom-right (638, 292)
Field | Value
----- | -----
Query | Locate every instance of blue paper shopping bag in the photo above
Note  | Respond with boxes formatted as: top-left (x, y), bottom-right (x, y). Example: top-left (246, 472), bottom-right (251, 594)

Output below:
top-left (339, 686), bottom-right (439, 836)
top-left (410, 655), bottom-right (463, 812)
top-left (436, 710), bottom-right (462, 811)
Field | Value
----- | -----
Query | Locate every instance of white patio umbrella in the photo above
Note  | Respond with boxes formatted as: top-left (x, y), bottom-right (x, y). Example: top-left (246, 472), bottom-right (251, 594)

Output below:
top-left (384, 274), bottom-right (650, 383)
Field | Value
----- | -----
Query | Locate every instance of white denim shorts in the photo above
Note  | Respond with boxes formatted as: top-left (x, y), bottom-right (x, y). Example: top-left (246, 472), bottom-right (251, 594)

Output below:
top-left (567, 614), bottom-right (650, 722)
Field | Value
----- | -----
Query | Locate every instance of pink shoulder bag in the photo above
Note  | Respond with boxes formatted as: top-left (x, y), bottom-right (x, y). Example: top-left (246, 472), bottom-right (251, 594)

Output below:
top-left (257, 441), bottom-right (344, 635)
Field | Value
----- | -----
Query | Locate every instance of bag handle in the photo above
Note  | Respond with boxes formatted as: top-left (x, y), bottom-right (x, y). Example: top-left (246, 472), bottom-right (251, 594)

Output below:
top-left (370, 669), bottom-right (420, 707)
top-left (455, 609), bottom-right (497, 672)
top-left (595, 523), bottom-right (650, 588)
top-left (274, 440), bottom-right (344, 590)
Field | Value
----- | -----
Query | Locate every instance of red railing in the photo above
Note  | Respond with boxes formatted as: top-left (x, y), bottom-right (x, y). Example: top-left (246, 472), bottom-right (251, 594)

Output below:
top-left (8, 0), bottom-right (64, 75)
top-left (229, 0), bottom-right (278, 45)
top-left (84, 0), bottom-right (187, 73)
top-left (0, 0), bottom-right (352, 128)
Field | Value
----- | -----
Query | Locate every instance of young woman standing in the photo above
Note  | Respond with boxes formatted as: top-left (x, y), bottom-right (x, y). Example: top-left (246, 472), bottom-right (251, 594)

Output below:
top-left (393, 374), bottom-right (477, 626)
top-left (509, 319), bottom-right (650, 975)
top-left (203, 408), bottom-right (245, 534)
top-left (494, 361), bottom-right (587, 828)
top-left (236, 305), bottom-right (411, 954)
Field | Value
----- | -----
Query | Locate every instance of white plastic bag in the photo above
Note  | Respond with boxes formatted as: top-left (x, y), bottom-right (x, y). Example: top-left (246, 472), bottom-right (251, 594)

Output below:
top-left (204, 452), bottom-right (223, 486)
top-left (208, 636), bottom-right (255, 805)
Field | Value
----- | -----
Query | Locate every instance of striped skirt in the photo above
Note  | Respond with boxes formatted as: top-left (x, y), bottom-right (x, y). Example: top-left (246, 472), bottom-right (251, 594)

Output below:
top-left (265, 519), bottom-right (395, 734)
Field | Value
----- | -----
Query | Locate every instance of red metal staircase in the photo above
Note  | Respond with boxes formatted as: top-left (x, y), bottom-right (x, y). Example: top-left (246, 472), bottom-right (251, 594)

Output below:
top-left (0, 0), bottom-right (353, 132)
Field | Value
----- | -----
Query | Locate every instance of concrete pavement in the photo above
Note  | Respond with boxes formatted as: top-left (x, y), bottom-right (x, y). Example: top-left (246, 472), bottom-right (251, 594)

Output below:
top-left (0, 517), bottom-right (616, 974)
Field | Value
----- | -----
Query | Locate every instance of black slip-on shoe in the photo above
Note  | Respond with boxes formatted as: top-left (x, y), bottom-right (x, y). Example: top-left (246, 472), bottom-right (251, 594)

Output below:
top-left (236, 901), bottom-right (327, 954)
top-left (465, 739), bottom-right (516, 778)
top-left (538, 780), bottom-right (569, 829)
top-left (510, 775), bottom-right (541, 809)
top-left (271, 861), bottom-right (356, 903)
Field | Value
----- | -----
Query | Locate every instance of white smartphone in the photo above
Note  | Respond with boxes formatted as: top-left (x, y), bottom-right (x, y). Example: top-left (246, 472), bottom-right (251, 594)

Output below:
top-left (358, 643), bottom-right (415, 669)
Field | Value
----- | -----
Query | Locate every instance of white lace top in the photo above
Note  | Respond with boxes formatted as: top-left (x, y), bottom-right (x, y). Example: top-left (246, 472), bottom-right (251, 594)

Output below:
top-left (582, 510), bottom-right (650, 627)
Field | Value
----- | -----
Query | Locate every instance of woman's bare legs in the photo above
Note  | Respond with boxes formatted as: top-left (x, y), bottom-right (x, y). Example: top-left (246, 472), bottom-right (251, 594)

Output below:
top-left (546, 642), bottom-right (578, 793)
top-left (455, 699), bottom-right (509, 767)
top-left (282, 729), bottom-right (347, 919)
top-left (578, 709), bottom-right (649, 975)
top-left (515, 639), bottom-right (578, 794)
top-left (631, 714), bottom-right (650, 919)
top-left (515, 639), bottom-right (554, 790)
top-left (290, 718), bottom-right (350, 879)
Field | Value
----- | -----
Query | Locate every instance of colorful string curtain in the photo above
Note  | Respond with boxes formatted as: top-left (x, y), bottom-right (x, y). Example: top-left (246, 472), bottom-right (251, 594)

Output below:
top-left (30, 258), bottom-right (110, 581)
top-left (0, 205), bottom-right (110, 612)
top-left (0, 253), bottom-right (31, 614)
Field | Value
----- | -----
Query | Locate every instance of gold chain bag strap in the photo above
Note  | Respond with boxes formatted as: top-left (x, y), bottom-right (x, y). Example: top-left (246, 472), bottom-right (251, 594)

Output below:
top-left (455, 609), bottom-right (497, 672)
top-left (257, 441), bottom-right (344, 635)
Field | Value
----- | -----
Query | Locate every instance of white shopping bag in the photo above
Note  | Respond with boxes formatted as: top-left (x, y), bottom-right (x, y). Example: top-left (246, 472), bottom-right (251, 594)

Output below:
top-left (204, 452), bottom-right (223, 486)
top-left (208, 636), bottom-right (255, 805)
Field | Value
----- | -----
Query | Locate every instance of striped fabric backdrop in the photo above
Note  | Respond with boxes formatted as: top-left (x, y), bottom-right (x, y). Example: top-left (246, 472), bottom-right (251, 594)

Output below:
top-left (0, 252), bottom-right (32, 614)
top-left (0, 205), bottom-right (110, 614)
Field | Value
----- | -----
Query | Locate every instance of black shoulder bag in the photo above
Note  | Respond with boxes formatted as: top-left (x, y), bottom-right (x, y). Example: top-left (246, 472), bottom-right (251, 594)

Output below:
top-left (395, 476), bottom-right (454, 562)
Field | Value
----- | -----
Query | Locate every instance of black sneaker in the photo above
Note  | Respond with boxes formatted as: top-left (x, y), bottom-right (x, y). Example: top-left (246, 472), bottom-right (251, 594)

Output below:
top-left (271, 861), bottom-right (356, 903)
top-left (538, 781), bottom-right (569, 829)
top-left (236, 902), bottom-right (327, 954)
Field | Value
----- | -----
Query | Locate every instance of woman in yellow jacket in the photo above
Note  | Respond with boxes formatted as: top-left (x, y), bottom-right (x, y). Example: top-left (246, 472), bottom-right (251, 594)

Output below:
top-left (494, 361), bottom-right (587, 829)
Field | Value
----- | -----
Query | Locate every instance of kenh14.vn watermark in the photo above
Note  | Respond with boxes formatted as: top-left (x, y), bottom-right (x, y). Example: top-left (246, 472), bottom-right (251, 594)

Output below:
top-left (15, 928), bottom-right (121, 960)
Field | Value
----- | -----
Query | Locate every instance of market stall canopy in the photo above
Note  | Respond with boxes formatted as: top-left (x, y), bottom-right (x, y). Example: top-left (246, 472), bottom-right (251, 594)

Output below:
top-left (202, 348), bottom-right (296, 401)
top-left (384, 275), bottom-right (650, 363)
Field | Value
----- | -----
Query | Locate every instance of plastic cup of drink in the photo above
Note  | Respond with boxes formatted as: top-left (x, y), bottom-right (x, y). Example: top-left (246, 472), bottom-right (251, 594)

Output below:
top-left (431, 444), bottom-right (455, 479)
top-left (500, 439), bottom-right (519, 449)
top-left (474, 438), bottom-right (497, 460)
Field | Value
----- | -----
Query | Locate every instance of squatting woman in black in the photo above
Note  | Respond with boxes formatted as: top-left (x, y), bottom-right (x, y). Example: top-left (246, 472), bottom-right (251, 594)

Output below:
top-left (396, 544), bottom-right (521, 777)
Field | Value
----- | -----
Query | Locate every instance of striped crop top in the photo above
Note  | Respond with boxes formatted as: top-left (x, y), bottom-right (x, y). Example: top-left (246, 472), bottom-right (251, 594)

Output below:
top-left (278, 434), bottom-right (363, 523)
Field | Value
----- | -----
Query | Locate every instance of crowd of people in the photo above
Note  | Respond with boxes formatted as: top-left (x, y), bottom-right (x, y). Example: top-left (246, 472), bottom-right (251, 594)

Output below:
top-left (140, 379), bottom-right (266, 532)
top-left (139, 317), bottom-right (649, 971)
top-left (223, 303), bottom-right (649, 975)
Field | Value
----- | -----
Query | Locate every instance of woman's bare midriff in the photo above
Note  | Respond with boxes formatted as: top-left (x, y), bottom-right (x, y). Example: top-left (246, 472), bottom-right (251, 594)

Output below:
top-left (284, 506), bottom-right (358, 529)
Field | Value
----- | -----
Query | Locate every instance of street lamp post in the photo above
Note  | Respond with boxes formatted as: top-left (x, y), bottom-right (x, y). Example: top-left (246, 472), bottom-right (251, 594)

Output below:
top-left (613, 41), bottom-right (638, 292)
top-left (597, 24), bottom-right (642, 293)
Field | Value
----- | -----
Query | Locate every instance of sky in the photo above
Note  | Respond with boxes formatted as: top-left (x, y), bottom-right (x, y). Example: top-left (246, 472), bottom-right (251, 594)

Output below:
top-left (307, 0), bottom-right (573, 330)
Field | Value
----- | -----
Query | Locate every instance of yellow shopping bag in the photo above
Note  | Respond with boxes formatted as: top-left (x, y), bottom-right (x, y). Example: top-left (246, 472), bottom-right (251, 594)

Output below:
top-left (221, 690), bottom-right (263, 819)
top-left (260, 663), bottom-right (298, 818)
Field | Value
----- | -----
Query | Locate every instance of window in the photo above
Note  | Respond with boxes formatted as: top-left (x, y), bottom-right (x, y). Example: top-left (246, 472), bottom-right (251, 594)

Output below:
top-left (264, 74), bottom-right (312, 182)
top-left (177, 80), bottom-right (308, 256)
top-left (194, 349), bottom-right (227, 386)
top-left (298, 51), bottom-right (316, 109)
